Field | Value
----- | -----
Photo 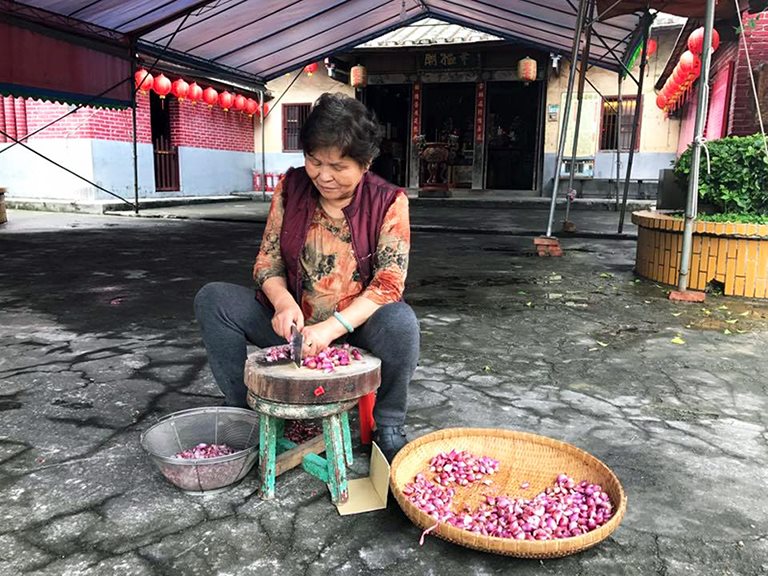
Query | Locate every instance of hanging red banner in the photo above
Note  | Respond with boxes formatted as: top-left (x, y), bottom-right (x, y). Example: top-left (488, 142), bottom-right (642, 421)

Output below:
top-left (411, 82), bottom-right (421, 140)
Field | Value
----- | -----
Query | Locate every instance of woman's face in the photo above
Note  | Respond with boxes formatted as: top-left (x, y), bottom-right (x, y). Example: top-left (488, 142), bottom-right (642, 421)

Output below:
top-left (304, 147), bottom-right (367, 204)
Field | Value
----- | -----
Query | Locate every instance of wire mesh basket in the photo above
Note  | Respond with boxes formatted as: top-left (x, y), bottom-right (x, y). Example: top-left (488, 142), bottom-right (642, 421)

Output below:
top-left (140, 406), bottom-right (260, 493)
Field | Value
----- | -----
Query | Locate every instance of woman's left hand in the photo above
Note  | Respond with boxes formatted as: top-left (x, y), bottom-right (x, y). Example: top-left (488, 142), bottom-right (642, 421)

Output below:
top-left (301, 320), bottom-right (344, 358)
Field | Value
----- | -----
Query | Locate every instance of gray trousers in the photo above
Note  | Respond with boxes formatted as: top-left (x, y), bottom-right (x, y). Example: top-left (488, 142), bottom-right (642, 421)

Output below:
top-left (193, 282), bottom-right (419, 427)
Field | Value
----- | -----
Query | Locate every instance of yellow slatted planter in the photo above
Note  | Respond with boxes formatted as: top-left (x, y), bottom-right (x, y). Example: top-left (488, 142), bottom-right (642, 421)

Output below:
top-left (632, 211), bottom-right (768, 298)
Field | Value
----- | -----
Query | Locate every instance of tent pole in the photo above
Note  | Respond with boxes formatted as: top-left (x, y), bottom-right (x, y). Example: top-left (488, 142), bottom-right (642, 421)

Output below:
top-left (564, 0), bottom-right (596, 226)
top-left (545, 0), bottom-right (588, 237)
top-left (617, 14), bottom-right (651, 233)
top-left (615, 73), bottom-right (622, 210)
top-left (678, 0), bottom-right (717, 291)
top-left (130, 46), bottom-right (140, 215)
top-left (260, 90), bottom-right (266, 203)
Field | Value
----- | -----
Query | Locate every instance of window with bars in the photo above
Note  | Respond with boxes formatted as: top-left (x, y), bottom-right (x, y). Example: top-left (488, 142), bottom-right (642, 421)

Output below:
top-left (599, 96), bottom-right (641, 151)
top-left (282, 103), bottom-right (311, 152)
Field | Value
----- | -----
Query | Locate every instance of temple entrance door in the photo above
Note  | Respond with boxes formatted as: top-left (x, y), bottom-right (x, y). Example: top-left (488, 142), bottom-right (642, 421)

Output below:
top-left (485, 81), bottom-right (540, 190)
top-left (366, 84), bottom-right (410, 187)
top-left (421, 82), bottom-right (475, 188)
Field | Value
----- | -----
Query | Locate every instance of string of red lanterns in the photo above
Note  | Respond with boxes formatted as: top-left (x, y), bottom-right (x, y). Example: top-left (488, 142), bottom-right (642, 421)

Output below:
top-left (655, 26), bottom-right (720, 115)
top-left (133, 68), bottom-right (265, 119)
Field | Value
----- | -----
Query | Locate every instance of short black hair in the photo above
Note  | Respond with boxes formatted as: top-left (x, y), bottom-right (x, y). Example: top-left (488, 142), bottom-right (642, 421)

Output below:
top-left (300, 93), bottom-right (383, 167)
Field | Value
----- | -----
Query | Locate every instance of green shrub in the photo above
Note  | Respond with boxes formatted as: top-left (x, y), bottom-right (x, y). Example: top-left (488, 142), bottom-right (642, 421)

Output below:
top-left (674, 133), bottom-right (768, 214)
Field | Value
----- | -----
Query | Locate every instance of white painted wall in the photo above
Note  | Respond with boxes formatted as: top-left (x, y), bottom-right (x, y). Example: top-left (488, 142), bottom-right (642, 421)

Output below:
top-left (1, 138), bottom-right (253, 201)
top-left (0, 139), bottom-right (154, 202)
top-left (178, 146), bottom-right (254, 196)
top-left (0, 139), bottom-right (96, 200)
top-left (255, 66), bottom-right (353, 172)
top-left (91, 139), bottom-right (154, 201)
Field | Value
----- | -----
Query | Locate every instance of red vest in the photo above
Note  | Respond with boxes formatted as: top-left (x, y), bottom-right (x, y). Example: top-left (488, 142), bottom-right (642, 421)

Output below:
top-left (256, 167), bottom-right (401, 309)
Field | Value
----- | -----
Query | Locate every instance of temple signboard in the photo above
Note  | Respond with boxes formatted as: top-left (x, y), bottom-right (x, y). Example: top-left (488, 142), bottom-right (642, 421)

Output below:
top-left (419, 51), bottom-right (481, 70)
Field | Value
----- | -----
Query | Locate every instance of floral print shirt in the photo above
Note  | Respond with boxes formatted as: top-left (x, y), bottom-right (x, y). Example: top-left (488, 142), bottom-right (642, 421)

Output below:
top-left (253, 180), bottom-right (410, 324)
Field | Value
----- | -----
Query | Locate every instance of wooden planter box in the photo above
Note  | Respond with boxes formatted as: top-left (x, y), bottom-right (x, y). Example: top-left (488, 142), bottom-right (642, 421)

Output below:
top-left (632, 210), bottom-right (768, 298)
top-left (0, 188), bottom-right (6, 225)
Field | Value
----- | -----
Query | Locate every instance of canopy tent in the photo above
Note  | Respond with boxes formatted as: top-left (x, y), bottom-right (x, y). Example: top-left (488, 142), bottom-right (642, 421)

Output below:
top-left (597, 0), bottom-right (767, 20)
top-left (2, 0), bottom-right (647, 101)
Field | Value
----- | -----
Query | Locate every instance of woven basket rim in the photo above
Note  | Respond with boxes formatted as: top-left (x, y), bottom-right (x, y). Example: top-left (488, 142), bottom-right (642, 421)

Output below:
top-left (389, 427), bottom-right (627, 558)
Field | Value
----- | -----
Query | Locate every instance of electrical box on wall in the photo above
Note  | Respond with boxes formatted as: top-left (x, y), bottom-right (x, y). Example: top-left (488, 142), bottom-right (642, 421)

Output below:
top-left (560, 157), bottom-right (594, 179)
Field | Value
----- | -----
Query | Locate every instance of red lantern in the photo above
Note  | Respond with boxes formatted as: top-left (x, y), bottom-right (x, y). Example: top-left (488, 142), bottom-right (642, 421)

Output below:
top-left (672, 64), bottom-right (686, 84)
top-left (261, 102), bottom-right (269, 117)
top-left (678, 50), bottom-right (699, 74)
top-left (188, 82), bottom-right (203, 104)
top-left (688, 27), bottom-right (721, 56)
top-left (202, 87), bottom-right (218, 108)
top-left (152, 73), bottom-right (171, 99)
top-left (233, 94), bottom-right (246, 112)
top-left (350, 65), bottom-right (368, 88)
top-left (303, 62), bottom-right (319, 76)
top-left (655, 93), bottom-right (668, 110)
top-left (218, 90), bottom-right (234, 111)
top-left (646, 38), bottom-right (658, 58)
top-left (171, 78), bottom-right (189, 101)
top-left (517, 57), bottom-right (537, 83)
top-left (134, 68), bottom-right (153, 94)
top-left (245, 98), bottom-right (259, 117)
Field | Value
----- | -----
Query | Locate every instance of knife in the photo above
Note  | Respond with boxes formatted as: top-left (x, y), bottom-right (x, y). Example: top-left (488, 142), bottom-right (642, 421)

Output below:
top-left (290, 322), bottom-right (303, 368)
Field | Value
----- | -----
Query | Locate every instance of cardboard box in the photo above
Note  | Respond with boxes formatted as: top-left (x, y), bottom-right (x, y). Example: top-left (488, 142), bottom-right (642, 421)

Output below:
top-left (335, 442), bottom-right (390, 515)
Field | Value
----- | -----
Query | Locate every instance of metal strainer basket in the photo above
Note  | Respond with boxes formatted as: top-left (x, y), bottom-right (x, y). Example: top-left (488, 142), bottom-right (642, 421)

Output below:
top-left (140, 406), bottom-right (260, 493)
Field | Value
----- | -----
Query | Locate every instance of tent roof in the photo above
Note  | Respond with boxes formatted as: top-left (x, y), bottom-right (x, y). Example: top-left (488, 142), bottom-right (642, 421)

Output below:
top-left (6, 0), bottom-right (647, 81)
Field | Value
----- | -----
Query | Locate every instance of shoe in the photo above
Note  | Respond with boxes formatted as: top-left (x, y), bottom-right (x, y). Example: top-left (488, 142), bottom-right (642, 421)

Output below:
top-left (372, 426), bottom-right (408, 463)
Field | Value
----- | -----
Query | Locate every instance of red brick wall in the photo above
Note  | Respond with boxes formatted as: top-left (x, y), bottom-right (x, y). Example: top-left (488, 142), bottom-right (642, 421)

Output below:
top-left (1, 91), bottom-right (254, 151)
top-left (170, 98), bottom-right (254, 152)
top-left (730, 13), bottom-right (768, 136)
top-left (0, 93), bottom-right (152, 143)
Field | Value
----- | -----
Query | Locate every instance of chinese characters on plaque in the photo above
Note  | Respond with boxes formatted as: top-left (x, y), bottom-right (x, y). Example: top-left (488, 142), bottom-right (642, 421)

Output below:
top-left (420, 51), bottom-right (480, 70)
top-left (475, 82), bottom-right (485, 143)
top-left (411, 83), bottom-right (421, 140)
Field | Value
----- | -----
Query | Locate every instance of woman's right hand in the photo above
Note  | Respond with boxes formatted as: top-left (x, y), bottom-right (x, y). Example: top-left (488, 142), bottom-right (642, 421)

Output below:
top-left (271, 298), bottom-right (304, 341)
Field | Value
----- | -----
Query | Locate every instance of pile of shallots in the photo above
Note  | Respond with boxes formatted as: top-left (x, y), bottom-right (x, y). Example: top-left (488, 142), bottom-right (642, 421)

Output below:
top-left (403, 450), bottom-right (614, 543)
top-left (303, 344), bottom-right (363, 373)
top-left (173, 443), bottom-right (236, 460)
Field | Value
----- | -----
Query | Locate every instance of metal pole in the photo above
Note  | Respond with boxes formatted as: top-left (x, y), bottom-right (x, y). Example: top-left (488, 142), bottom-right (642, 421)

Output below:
top-left (617, 16), bottom-right (650, 233)
top-left (260, 90), bottom-right (266, 203)
top-left (545, 0), bottom-right (589, 237)
top-left (565, 0), bottom-right (595, 223)
top-left (615, 73), bottom-right (622, 210)
top-left (130, 47), bottom-right (140, 215)
top-left (678, 0), bottom-right (716, 291)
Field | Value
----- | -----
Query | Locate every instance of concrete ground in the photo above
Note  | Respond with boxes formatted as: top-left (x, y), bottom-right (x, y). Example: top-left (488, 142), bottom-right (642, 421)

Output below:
top-left (1, 204), bottom-right (766, 576)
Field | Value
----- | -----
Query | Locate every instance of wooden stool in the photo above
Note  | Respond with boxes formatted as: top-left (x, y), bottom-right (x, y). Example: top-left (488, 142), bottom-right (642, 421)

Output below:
top-left (245, 350), bottom-right (380, 504)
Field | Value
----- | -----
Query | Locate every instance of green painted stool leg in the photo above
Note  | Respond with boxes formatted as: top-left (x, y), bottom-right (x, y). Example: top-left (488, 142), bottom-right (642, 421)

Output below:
top-left (322, 414), bottom-right (349, 504)
top-left (340, 411), bottom-right (353, 466)
top-left (274, 418), bottom-right (285, 440)
top-left (259, 414), bottom-right (279, 500)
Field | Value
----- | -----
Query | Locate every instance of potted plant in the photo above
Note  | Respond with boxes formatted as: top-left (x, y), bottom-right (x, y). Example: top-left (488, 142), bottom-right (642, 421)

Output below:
top-left (632, 133), bottom-right (768, 297)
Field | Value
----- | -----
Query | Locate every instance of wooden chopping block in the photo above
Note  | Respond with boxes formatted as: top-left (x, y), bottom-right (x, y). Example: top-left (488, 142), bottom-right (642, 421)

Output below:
top-left (245, 350), bottom-right (381, 404)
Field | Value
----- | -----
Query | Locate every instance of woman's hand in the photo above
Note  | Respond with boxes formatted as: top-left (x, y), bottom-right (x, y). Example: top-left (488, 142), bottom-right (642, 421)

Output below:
top-left (301, 319), bottom-right (346, 358)
top-left (271, 298), bottom-right (304, 341)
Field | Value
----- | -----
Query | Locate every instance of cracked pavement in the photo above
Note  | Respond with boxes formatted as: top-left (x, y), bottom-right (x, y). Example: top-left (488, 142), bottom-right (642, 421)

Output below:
top-left (1, 208), bottom-right (767, 576)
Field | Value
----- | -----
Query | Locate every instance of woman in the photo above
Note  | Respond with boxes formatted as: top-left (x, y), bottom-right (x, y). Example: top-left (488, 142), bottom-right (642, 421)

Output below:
top-left (194, 93), bottom-right (420, 462)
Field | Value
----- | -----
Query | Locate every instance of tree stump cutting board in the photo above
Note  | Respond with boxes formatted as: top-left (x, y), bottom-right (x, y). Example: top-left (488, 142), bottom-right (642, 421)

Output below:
top-left (245, 349), bottom-right (381, 404)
